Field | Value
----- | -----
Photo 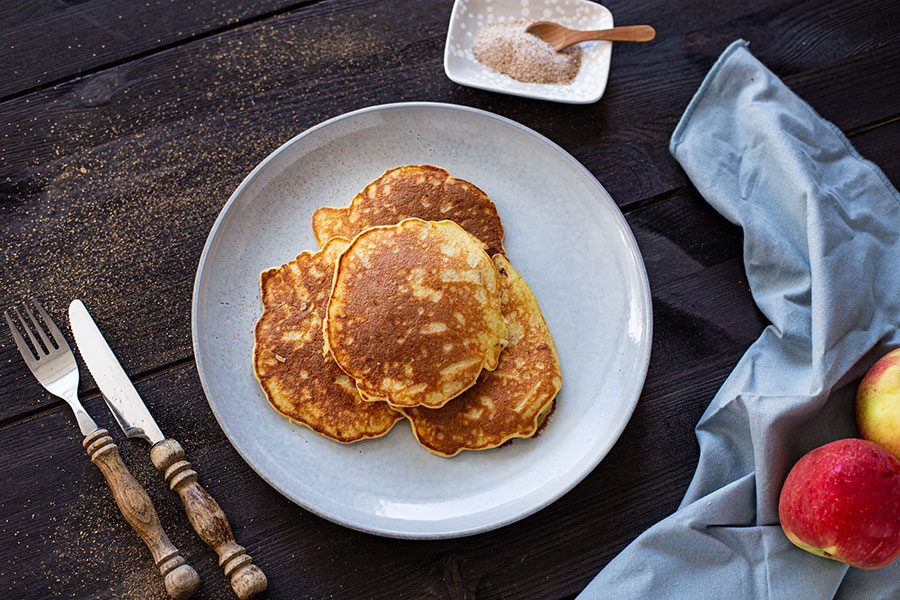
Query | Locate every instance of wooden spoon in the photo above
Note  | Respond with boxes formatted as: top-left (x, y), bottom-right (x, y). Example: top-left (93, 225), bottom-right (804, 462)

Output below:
top-left (526, 22), bottom-right (656, 51)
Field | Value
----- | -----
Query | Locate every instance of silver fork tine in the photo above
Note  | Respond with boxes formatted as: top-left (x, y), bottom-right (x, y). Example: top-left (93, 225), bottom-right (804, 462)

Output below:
top-left (12, 306), bottom-right (44, 357)
top-left (34, 299), bottom-right (67, 350)
top-left (4, 310), bottom-right (37, 366)
top-left (24, 303), bottom-right (55, 351)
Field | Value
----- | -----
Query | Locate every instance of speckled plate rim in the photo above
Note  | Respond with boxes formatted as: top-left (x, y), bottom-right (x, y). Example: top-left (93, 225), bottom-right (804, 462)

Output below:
top-left (192, 102), bottom-right (652, 539)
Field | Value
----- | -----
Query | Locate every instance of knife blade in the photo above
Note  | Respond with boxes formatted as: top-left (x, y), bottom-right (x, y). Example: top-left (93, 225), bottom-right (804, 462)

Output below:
top-left (68, 299), bottom-right (267, 599)
top-left (68, 299), bottom-right (164, 445)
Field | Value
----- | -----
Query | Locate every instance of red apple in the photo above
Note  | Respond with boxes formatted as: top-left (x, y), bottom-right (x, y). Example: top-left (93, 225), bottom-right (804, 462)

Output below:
top-left (857, 347), bottom-right (900, 459)
top-left (778, 438), bottom-right (900, 569)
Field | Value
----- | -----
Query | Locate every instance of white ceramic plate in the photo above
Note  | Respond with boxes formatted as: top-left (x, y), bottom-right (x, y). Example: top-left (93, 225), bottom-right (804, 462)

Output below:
top-left (193, 103), bottom-right (652, 539)
top-left (444, 0), bottom-right (613, 104)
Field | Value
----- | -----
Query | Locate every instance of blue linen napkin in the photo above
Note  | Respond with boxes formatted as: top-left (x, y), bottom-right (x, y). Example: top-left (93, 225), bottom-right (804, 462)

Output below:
top-left (579, 40), bottom-right (900, 599)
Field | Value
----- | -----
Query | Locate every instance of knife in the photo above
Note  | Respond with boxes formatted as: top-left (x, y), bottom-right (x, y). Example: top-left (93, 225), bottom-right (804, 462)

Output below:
top-left (69, 300), bottom-right (267, 600)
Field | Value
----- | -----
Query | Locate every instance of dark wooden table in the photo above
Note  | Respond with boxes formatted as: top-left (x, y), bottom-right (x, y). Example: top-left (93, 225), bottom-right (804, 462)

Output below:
top-left (1, 1), bottom-right (897, 598)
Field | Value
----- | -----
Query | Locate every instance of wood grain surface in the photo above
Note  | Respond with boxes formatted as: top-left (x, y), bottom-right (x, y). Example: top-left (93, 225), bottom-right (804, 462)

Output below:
top-left (0, 0), bottom-right (310, 100)
top-left (0, 0), bottom-right (897, 598)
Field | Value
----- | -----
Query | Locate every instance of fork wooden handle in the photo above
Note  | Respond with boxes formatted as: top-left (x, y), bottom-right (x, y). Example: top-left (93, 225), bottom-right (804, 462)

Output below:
top-left (150, 439), bottom-right (267, 599)
top-left (84, 429), bottom-right (200, 599)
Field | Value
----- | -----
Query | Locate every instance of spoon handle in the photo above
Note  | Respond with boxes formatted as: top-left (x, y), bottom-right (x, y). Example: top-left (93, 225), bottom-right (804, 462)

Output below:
top-left (574, 25), bottom-right (656, 44)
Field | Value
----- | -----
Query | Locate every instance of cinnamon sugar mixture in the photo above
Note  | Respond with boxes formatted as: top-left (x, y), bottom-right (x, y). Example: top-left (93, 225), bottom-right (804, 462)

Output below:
top-left (472, 19), bottom-right (582, 84)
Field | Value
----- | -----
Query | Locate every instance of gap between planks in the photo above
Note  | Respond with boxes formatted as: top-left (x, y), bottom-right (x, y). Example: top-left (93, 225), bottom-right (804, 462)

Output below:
top-left (0, 0), bottom-right (328, 105)
top-left (845, 113), bottom-right (900, 136)
top-left (0, 355), bottom-right (197, 430)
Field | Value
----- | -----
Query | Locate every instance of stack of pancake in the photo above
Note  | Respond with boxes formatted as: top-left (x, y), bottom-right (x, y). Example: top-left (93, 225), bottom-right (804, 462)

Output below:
top-left (253, 165), bottom-right (562, 457)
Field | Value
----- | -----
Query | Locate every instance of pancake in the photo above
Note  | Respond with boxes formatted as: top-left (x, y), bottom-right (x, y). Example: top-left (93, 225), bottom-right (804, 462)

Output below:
top-left (401, 255), bottom-right (562, 457)
top-left (313, 165), bottom-right (506, 256)
top-left (253, 238), bottom-right (402, 443)
top-left (325, 218), bottom-right (507, 409)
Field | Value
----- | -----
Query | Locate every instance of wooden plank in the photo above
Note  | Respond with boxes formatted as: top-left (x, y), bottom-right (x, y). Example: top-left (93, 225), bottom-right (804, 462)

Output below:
top-left (1, 0), bottom-right (897, 423)
top-left (0, 353), bottom-right (746, 600)
top-left (0, 189), bottom-right (768, 599)
top-left (2, 0), bottom-right (898, 182)
top-left (849, 119), bottom-right (900, 182)
top-left (0, 0), bottom-right (311, 100)
top-left (5, 364), bottom-right (723, 600)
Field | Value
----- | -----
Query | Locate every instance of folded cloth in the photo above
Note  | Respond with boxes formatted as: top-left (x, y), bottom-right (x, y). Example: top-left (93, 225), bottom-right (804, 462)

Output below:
top-left (578, 40), bottom-right (900, 599)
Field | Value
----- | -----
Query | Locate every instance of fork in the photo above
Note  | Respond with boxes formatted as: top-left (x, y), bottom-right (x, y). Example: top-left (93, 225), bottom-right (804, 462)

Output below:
top-left (5, 300), bottom-right (200, 599)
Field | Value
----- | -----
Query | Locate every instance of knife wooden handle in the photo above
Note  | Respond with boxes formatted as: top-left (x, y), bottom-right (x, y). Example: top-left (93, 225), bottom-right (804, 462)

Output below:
top-left (150, 439), bottom-right (267, 600)
top-left (84, 429), bottom-right (200, 600)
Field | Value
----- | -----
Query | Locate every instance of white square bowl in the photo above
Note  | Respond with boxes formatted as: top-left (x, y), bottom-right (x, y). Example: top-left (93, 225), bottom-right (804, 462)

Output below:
top-left (444, 0), bottom-right (614, 104)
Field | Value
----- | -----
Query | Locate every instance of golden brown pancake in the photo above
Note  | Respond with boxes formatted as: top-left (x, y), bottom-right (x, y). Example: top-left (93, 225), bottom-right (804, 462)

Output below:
top-left (313, 165), bottom-right (506, 255)
top-left (401, 255), bottom-right (562, 457)
top-left (325, 218), bottom-right (507, 409)
top-left (253, 238), bottom-right (402, 443)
